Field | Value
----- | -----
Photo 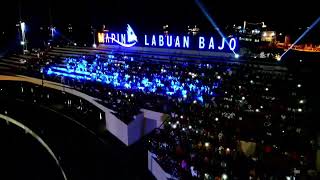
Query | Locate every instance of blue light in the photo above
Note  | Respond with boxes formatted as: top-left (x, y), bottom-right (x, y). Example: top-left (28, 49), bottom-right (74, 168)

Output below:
top-left (113, 81), bottom-right (120, 87)
top-left (183, 36), bottom-right (190, 48)
top-left (47, 68), bottom-right (53, 75)
top-left (105, 33), bottom-right (110, 43)
top-left (124, 83), bottom-right (131, 89)
top-left (111, 33), bottom-right (116, 43)
top-left (208, 37), bottom-right (214, 49)
top-left (125, 74), bottom-right (130, 80)
top-left (218, 38), bottom-right (225, 50)
top-left (151, 35), bottom-right (157, 46)
top-left (99, 24), bottom-right (237, 51)
top-left (166, 35), bottom-right (173, 47)
top-left (182, 90), bottom-right (187, 97)
top-left (113, 72), bottom-right (119, 77)
top-left (159, 35), bottom-right (164, 46)
top-left (121, 34), bottom-right (126, 44)
top-left (197, 96), bottom-right (203, 103)
top-left (50, 27), bottom-right (55, 38)
top-left (45, 56), bottom-right (220, 104)
top-left (174, 36), bottom-right (180, 48)
top-left (229, 38), bottom-right (236, 51)
top-left (144, 35), bottom-right (149, 46)
top-left (166, 91), bottom-right (174, 95)
top-left (103, 24), bottom-right (138, 48)
top-left (195, 0), bottom-right (238, 55)
top-left (126, 24), bottom-right (138, 43)
top-left (199, 36), bottom-right (205, 49)
top-left (280, 16), bottom-right (320, 59)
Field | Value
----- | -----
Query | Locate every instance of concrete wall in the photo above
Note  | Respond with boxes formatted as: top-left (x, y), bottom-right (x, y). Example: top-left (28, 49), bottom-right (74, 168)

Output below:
top-left (141, 109), bottom-right (167, 129)
top-left (148, 151), bottom-right (178, 180)
top-left (0, 75), bottom-right (167, 146)
top-left (105, 112), bottom-right (128, 145)
top-left (127, 113), bottom-right (145, 145)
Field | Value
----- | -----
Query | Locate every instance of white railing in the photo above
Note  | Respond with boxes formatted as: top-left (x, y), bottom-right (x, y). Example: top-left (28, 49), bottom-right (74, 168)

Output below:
top-left (0, 75), bottom-right (166, 146)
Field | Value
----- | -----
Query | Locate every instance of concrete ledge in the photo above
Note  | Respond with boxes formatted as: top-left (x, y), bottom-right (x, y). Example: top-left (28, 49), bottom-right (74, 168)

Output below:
top-left (0, 75), bottom-right (167, 146)
top-left (141, 109), bottom-right (168, 130)
top-left (148, 151), bottom-right (178, 180)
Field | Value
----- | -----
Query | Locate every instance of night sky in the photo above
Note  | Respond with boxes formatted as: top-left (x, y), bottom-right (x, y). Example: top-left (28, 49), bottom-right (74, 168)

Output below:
top-left (0, 0), bottom-right (318, 33)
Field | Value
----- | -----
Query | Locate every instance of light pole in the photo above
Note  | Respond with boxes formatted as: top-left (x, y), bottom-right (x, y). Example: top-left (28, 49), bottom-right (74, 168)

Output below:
top-left (92, 27), bottom-right (97, 48)
top-left (50, 26), bottom-right (55, 40)
top-left (20, 21), bottom-right (27, 54)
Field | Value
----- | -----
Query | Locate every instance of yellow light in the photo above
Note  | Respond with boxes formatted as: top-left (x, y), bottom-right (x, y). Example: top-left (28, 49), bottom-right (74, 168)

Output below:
top-left (98, 33), bottom-right (105, 43)
top-left (205, 142), bottom-right (210, 147)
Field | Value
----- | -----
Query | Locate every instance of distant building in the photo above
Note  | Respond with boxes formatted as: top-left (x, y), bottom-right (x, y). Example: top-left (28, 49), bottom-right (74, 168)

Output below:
top-left (261, 31), bottom-right (276, 42)
top-left (233, 21), bottom-right (273, 43)
top-left (162, 25), bottom-right (169, 35)
top-left (102, 25), bottom-right (109, 32)
top-left (187, 25), bottom-right (200, 36)
top-left (67, 24), bottom-right (73, 33)
top-left (284, 35), bottom-right (291, 45)
top-left (231, 21), bottom-right (279, 59)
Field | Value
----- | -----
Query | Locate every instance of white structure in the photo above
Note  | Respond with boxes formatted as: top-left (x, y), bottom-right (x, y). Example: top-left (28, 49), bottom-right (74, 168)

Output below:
top-left (0, 75), bottom-right (167, 146)
top-left (148, 151), bottom-right (178, 180)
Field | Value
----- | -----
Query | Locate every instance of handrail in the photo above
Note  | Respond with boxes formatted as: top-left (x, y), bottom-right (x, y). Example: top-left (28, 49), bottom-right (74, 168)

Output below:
top-left (0, 114), bottom-right (68, 180)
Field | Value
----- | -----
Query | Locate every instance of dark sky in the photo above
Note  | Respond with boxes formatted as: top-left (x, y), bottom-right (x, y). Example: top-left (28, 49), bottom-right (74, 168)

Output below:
top-left (0, 0), bottom-right (318, 33)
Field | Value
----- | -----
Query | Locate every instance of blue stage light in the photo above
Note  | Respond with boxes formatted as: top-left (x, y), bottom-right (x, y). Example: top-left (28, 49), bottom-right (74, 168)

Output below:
top-left (45, 56), bottom-right (220, 104)
top-left (195, 0), bottom-right (238, 55)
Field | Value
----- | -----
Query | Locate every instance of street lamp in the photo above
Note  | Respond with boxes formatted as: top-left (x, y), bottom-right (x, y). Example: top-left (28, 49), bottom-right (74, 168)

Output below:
top-left (20, 21), bottom-right (27, 53)
top-left (20, 22), bottom-right (26, 32)
top-left (92, 27), bottom-right (97, 48)
top-left (50, 26), bottom-right (55, 39)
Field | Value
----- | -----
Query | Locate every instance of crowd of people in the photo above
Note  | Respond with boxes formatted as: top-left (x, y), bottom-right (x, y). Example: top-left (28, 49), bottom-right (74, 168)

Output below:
top-left (146, 63), bottom-right (316, 179)
top-left (41, 54), bottom-right (317, 179)
top-left (45, 55), bottom-right (226, 104)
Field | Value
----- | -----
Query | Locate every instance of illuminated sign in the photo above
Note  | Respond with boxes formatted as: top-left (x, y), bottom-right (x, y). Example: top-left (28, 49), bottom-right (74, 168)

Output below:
top-left (98, 24), bottom-right (137, 47)
top-left (98, 24), bottom-right (237, 52)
